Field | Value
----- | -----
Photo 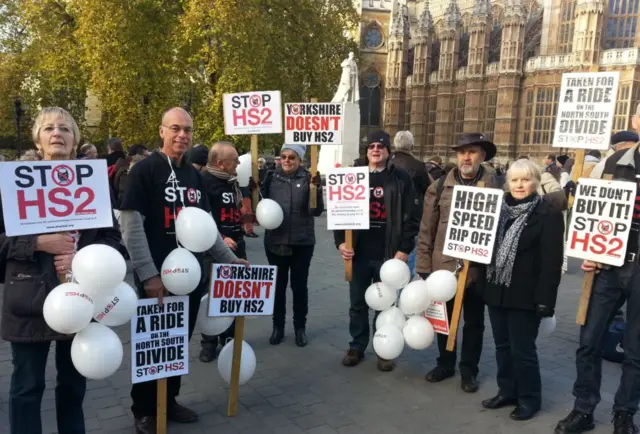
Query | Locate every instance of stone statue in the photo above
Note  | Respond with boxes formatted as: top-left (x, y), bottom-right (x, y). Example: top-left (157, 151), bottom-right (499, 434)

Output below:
top-left (332, 52), bottom-right (360, 103)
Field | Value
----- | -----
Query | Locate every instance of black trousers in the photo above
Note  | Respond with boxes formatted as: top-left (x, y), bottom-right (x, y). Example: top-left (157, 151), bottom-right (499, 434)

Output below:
top-left (201, 240), bottom-right (247, 347)
top-left (266, 245), bottom-right (314, 329)
top-left (488, 306), bottom-right (542, 409)
top-left (348, 255), bottom-right (383, 351)
top-left (130, 275), bottom-right (204, 417)
top-left (435, 283), bottom-right (485, 376)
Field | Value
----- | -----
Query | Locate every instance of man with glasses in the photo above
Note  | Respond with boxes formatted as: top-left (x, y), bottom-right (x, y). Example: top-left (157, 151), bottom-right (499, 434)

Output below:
top-left (335, 130), bottom-right (420, 371)
top-left (119, 107), bottom-right (248, 434)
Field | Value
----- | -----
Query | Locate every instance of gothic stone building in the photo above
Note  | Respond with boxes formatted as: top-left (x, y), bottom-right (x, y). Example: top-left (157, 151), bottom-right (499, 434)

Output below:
top-left (355, 0), bottom-right (640, 161)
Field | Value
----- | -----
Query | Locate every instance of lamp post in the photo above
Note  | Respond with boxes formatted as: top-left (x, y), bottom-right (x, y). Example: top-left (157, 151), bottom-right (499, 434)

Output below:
top-left (14, 98), bottom-right (25, 157)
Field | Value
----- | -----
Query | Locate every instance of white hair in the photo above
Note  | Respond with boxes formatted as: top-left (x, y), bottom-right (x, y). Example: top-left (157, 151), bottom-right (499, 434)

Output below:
top-left (506, 158), bottom-right (542, 190)
top-left (393, 130), bottom-right (414, 150)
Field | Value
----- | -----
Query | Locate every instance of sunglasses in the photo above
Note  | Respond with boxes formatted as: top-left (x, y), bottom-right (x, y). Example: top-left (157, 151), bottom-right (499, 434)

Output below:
top-left (368, 143), bottom-right (386, 150)
top-left (280, 154), bottom-right (298, 161)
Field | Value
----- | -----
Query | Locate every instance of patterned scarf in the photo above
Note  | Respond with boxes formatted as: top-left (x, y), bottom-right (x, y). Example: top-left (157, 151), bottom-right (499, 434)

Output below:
top-left (205, 165), bottom-right (243, 209)
top-left (487, 194), bottom-right (541, 287)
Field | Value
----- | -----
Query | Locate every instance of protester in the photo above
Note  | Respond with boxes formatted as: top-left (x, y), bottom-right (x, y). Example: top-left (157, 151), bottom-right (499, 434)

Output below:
top-left (0, 107), bottom-right (123, 434)
top-left (416, 132), bottom-right (497, 393)
top-left (186, 144), bottom-right (208, 171)
top-left (105, 137), bottom-right (125, 167)
top-left (19, 149), bottom-right (41, 161)
top-left (258, 157), bottom-right (268, 183)
top-left (590, 131), bottom-right (639, 180)
top-left (112, 144), bottom-right (150, 210)
top-left (335, 130), bottom-right (420, 371)
top-left (569, 149), bottom-right (600, 179)
top-left (480, 159), bottom-right (563, 421)
top-left (555, 103), bottom-right (640, 434)
top-left (118, 107), bottom-right (248, 433)
top-left (425, 155), bottom-right (446, 182)
top-left (198, 141), bottom-right (247, 362)
top-left (79, 143), bottom-right (98, 159)
top-left (261, 144), bottom-right (324, 347)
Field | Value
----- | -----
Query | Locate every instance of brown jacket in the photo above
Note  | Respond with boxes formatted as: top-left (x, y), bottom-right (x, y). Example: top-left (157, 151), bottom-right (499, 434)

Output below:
top-left (416, 168), bottom-right (497, 274)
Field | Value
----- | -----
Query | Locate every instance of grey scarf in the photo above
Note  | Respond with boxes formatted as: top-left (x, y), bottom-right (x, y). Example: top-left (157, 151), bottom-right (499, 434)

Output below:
top-left (487, 194), bottom-right (541, 287)
top-left (205, 165), bottom-right (243, 209)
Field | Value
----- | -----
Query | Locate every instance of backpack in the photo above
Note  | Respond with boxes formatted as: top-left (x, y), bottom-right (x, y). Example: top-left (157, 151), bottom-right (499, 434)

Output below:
top-left (433, 175), bottom-right (446, 211)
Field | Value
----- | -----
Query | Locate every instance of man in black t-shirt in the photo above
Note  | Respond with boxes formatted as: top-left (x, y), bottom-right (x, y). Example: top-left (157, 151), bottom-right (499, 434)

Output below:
top-left (119, 107), bottom-right (248, 434)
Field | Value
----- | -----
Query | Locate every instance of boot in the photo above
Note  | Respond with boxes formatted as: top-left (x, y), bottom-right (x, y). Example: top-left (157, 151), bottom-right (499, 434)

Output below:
top-left (269, 326), bottom-right (284, 345)
top-left (199, 346), bottom-right (216, 363)
top-left (613, 411), bottom-right (638, 434)
top-left (294, 328), bottom-right (307, 347)
top-left (554, 409), bottom-right (595, 433)
top-left (342, 348), bottom-right (364, 367)
top-left (134, 416), bottom-right (156, 434)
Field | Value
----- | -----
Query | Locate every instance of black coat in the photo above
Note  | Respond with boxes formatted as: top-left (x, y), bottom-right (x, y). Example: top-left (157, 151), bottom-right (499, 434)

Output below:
top-left (480, 197), bottom-right (564, 311)
top-left (390, 150), bottom-right (431, 210)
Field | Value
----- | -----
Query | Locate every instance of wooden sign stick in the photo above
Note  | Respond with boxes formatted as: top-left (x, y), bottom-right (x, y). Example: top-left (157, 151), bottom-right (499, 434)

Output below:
top-left (310, 98), bottom-right (319, 210)
top-left (156, 378), bottom-right (168, 434)
top-left (227, 316), bottom-right (246, 416)
top-left (250, 135), bottom-right (259, 212)
top-left (345, 230), bottom-right (353, 281)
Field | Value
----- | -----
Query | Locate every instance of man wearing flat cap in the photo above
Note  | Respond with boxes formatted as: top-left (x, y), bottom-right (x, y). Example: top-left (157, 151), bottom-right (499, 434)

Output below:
top-left (590, 130), bottom-right (640, 180)
top-left (416, 132), bottom-right (498, 393)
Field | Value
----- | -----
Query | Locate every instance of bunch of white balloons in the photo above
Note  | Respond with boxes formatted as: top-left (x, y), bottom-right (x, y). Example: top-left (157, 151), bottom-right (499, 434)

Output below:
top-left (43, 244), bottom-right (135, 380)
top-left (366, 259), bottom-right (458, 360)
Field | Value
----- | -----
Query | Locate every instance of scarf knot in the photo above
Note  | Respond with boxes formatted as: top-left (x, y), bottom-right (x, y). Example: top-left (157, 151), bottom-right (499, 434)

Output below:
top-left (205, 165), bottom-right (243, 209)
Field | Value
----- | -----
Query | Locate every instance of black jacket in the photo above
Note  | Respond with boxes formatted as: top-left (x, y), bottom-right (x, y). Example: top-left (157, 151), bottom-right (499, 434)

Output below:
top-left (0, 210), bottom-right (122, 342)
top-left (261, 167), bottom-right (324, 246)
top-left (334, 164), bottom-right (420, 258)
top-left (201, 170), bottom-right (244, 242)
top-left (390, 149), bottom-right (431, 210)
top-left (480, 197), bottom-right (564, 311)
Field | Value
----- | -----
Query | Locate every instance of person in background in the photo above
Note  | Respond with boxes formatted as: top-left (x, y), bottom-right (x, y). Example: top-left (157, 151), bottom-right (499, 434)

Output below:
top-left (261, 144), bottom-right (324, 347)
top-left (186, 144), bottom-right (208, 172)
top-left (425, 155), bottom-right (445, 182)
top-left (416, 133), bottom-right (498, 393)
top-left (19, 150), bottom-right (41, 161)
top-left (1, 107), bottom-right (123, 434)
top-left (79, 143), bottom-right (98, 160)
top-left (336, 130), bottom-right (420, 371)
top-left (557, 155), bottom-right (570, 188)
top-left (198, 141), bottom-right (246, 362)
top-left (590, 131), bottom-right (639, 180)
top-left (569, 149), bottom-right (600, 179)
top-left (105, 137), bottom-right (125, 167)
top-left (480, 159), bottom-right (563, 422)
top-left (112, 144), bottom-right (150, 210)
top-left (258, 157), bottom-right (267, 183)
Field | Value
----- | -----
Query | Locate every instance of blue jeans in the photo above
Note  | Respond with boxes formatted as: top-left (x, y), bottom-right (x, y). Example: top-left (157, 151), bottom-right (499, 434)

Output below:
top-left (573, 263), bottom-right (640, 414)
top-left (408, 246), bottom-right (417, 280)
top-left (10, 340), bottom-right (86, 434)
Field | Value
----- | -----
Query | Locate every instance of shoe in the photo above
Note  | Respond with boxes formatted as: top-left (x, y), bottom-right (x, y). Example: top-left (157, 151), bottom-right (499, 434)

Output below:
top-left (199, 346), bottom-right (216, 363)
top-left (554, 409), bottom-right (595, 433)
top-left (342, 348), bottom-right (364, 367)
top-left (376, 356), bottom-right (395, 372)
top-left (245, 231), bottom-right (259, 238)
top-left (482, 395), bottom-right (518, 409)
top-left (425, 366), bottom-right (455, 383)
top-left (134, 416), bottom-right (156, 434)
top-left (510, 404), bottom-right (539, 421)
top-left (167, 402), bottom-right (198, 423)
top-left (269, 326), bottom-right (284, 345)
top-left (461, 374), bottom-right (479, 393)
top-left (613, 411), bottom-right (639, 434)
top-left (294, 329), bottom-right (307, 347)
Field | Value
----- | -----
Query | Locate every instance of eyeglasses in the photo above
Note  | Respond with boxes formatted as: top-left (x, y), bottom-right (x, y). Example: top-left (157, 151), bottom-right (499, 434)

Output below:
top-left (280, 154), bottom-right (298, 161)
top-left (163, 124), bottom-right (194, 134)
top-left (368, 143), bottom-right (386, 150)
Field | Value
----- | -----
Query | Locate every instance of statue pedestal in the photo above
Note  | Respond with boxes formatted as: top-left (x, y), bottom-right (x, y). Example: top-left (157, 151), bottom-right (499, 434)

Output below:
top-left (318, 102), bottom-right (360, 172)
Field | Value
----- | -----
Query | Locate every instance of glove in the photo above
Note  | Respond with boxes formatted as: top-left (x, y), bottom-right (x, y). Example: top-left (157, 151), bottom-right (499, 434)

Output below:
top-left (311, 171), bottom-right (322, 187)
top-left (536, 304), bottom-right (554, 319)
top-left (418, 272), bottom-right (430, 280)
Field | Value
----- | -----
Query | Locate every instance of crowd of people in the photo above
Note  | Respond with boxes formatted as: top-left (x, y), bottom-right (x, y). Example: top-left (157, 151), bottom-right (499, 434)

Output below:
top-left (1, 103), bottom-right (640, 434)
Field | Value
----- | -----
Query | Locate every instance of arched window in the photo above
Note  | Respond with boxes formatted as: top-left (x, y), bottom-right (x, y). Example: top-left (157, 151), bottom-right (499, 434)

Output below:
top-left (458, 32), bottom-right (470, 68)
top-left (603, 0), bottom-right (639, 49)
top-left (360, 70), bottom-right (381, 127)
top-left (488, 25), bottom-right (502, 63)
top-left (558, 0), bottom-right (576, 53)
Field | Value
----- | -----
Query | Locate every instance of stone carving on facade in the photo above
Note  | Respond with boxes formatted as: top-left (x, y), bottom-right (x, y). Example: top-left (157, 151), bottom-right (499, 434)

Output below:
top-left (443, 0), bottom-right (461, 29)
top-left (472, 0), bottom-right (491, 18)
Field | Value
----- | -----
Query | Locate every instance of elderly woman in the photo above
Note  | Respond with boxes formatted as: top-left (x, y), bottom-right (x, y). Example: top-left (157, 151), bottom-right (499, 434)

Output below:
top-left (261, 144), bottom-right (323, 347)
top-left (480, 159), bottom-right (564, 421)
top-left (0, 107), bottom-right (122, 434)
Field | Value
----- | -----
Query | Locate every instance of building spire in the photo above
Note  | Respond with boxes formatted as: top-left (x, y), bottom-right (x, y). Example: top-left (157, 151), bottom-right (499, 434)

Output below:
top-left (444, 0), bottom-right (461, 28)
top-left (416, 1), bottom-right (433, 36)
top-left (472, 0), bottom-right (490, 18)
top-left (390, 1), bottom-right (410, 38)
top-left (504, 0), bottom-right (524, 17)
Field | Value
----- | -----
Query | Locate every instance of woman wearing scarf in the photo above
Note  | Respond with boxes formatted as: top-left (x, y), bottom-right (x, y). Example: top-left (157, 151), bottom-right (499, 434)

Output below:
top-left (261, 144), bottom-right (323, 347)
top-left (480, 159), bottom-right (564, 421)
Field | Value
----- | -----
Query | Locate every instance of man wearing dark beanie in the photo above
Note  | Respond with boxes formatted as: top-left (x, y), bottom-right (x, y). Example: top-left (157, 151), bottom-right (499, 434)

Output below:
top-left (334, 130), bottom-right (420, 371)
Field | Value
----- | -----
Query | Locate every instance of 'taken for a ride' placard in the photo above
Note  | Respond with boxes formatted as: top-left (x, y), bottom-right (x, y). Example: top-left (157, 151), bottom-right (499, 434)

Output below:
top-left (208, 264), bottom-right (277, 316)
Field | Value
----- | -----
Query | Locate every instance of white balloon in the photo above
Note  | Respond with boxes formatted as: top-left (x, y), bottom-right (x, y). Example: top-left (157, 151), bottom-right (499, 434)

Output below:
top-left (373, 324), bottom-right (404, 360)
top-left (197, 295), bottom-right (234, 335)
top-left (399, 280), bottom-right (431, 315)
top-left (71, 323), bottom-right (123, 380)
top-left (364, 282), bottom-right (396, 311)
top-left (376, 306), bottom-right (406, 330)
top-left (237, 154), bottom-right (252, 187)
top-left (217, 339), bottom-right (257, 385)
top-left (380, 259), bottom-right (411, 290)
top-left (539, 315), bottom-right (556, 338)
top-left (403, 316), bottom-right (435, 350)
top-left (93, 282), bottom-right (138, 327)
top-left (425, 270), bottom-right (458, 302)
top-left (43, 283), bottom-right (94, 334)
top-left (175, 207), bottom-right (218, 252)
top-left (256, 199), bottom-right (284, 230)
top-left (72, 244), bottom-right (126, 297)
top-left (161, 248), bottom-right (202, 295)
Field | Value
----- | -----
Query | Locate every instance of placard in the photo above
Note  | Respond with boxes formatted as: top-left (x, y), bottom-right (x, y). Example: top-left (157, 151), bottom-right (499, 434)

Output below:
top-left (553, 71), bottom-right (620, 150)
top-left (208, 264), bottom-right (277, 316)
top-left (566, 178), bottom-right (635, 267)
top-left (284, 103), bottom-right (343, 145)
top-left (223, 91), bottom-right (282, 135)
top-left (442, 186), bottom-right (503, 264)
top-left (326, 167), bottom-right (370, 230)
top-left (131, 297), bottom-right (189, 384)
top-left (0, 160), bottom-right (113, 236)
top-left (424, 301), bottom-right (449, 335)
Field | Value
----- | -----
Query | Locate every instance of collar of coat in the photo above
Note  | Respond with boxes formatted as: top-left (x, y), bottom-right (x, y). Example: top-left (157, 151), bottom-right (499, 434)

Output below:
top-left (442, 166), bottom-right (495, 188)
top-left (616, 141), bottom-right (640, 168)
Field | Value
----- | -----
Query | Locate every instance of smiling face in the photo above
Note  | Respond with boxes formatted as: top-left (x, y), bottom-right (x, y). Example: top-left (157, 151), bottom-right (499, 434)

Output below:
top-left (159, 108), bottom-right (193, 160)
top-left (367, 142), bottom-right (389, 167)
top-left (280, 149), bottom-right (300, 174)
top-left (35, 114), bottom-right (76, 160)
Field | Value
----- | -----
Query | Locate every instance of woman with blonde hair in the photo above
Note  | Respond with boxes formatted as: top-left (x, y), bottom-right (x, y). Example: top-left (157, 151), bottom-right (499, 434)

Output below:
top-left (480, 158), bottom-right (564, 421)
top-left (0, 107), bottom-right (122, 434)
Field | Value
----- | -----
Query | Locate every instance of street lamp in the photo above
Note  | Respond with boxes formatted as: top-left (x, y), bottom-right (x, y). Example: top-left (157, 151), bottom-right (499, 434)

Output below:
top-left (14, 98), bottom-right (25, 157)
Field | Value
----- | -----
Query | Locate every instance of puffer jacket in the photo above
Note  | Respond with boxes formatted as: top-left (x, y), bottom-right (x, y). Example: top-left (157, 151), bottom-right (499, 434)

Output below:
top-left (260, 167), bottom-right (324, 246)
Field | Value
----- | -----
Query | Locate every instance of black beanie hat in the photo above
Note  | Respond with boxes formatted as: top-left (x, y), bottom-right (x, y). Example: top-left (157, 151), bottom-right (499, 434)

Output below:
top-left (367, 130), bottom-right (391, 150)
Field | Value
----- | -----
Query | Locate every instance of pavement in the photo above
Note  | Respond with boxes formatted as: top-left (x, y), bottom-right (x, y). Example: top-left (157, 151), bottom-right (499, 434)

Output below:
top-left (0, 215), bottom-right (627, 434)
